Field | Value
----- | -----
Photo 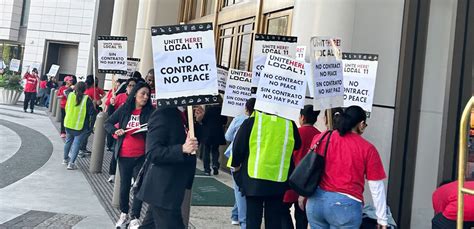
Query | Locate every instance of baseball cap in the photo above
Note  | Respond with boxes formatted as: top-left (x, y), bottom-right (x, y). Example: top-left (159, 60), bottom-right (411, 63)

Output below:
top-left (64, 76), bottom-right (73, 82)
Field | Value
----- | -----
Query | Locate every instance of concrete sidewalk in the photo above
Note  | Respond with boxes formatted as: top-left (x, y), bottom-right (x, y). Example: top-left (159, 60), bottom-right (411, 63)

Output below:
top-left (0, 104), bottom-right (112, 228)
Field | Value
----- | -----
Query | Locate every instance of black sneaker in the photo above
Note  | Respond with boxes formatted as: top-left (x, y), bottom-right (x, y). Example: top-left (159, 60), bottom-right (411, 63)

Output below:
top-left (30, 110), bottom-right (34, 113)
top-left (24, 109), bottom-right (27, 112)
top-left (213, 168), bottom-right (219, 175)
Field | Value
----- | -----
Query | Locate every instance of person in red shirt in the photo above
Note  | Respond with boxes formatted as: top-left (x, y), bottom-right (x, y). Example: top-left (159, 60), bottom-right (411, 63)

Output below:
top-left (36, 74), bottom-right (48, 107)
top-left (23, 67), bottom-right (39, 113)
top-left (432, 180), bottom-right (474, 228)
top-left (282, 105), bottom-right (321, 229)
top-left (104, 81), bottom-right (154, 228)
top-left (57, 76), bottom-right (74, 138)
top-left (111, 78), bottom-right (137, 110)
top-left (306, 106), bottom-right (388, 228)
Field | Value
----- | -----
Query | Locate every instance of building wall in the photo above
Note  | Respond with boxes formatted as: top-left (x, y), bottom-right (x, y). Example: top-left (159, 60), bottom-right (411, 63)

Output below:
top-left (410, 0), bottom-right (458, 227)
top-left (21, 0), bottom-right (96, 77)
top-left (0, 0), bottom-right (23, 41)
top-left (291, 0), bottom-right (404, 188)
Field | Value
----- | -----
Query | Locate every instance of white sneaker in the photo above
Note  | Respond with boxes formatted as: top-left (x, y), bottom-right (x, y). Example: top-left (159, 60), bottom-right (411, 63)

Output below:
top-left (128, 218), bottom-right (140, 229)
top-left (115, 212), bottom-right (129, 228)
top-left (67, 163), bottom-right (77, 170)
top-left (62, 159), bottom-right (69, 165)
top-left (108, 175), bottom-right (115, 183)
top-left (231, 220), bottom-right (239, 225)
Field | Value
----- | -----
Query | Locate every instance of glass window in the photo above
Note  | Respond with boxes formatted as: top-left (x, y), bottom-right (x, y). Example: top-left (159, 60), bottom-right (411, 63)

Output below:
top-left (205, 0), bottom-right (215, 15)
top-left (266, 16), bottom-right (288, 35)
top-left (238, 33), bottom-right (252, 70)
top-left (20, 0), bottom-right (31, 26)
top-left (217, 19), bottom-right (254, 70)
top-left (220, 37), bottom-right (232, 68)
top-left (190, 0), bottom-right (202, 20)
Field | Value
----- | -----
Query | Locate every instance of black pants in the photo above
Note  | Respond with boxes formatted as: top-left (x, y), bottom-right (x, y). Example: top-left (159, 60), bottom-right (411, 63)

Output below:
top-left (432, 213), bottom-right (474, 229)
top-left (24, 92), bottom-right (36, 111)
top-left (60, 108), bottom-right (66, 134)
top-left (247, 195), bottom-right (285, 229)
top-left (118, 156), bottom-right (145, 218)
top-left (282, 202), bottom-right (308, 229)
top-left (109, 154), bottom-right (117, 175)
top-left (202, 144), bottom-right (220, 173)
top-left (139, 206), bottom-right (185, 229)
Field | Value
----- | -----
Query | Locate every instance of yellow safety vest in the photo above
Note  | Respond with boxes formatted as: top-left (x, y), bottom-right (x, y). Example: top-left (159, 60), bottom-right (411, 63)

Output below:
top-left (248, 111), bottom-right (294, 182)
top-left (64, 92), bottom-right (89, 131)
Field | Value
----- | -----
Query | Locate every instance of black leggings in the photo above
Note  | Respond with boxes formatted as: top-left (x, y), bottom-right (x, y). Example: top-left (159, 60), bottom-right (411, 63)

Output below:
top-left (118, 156), bottom-right (145, 218)
top-left (23, 92), bottom-right (36, 111)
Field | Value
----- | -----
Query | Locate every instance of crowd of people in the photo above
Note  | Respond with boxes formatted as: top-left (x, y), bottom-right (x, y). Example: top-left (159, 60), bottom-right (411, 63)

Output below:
top-left (21, 66), bottom-right (474, 229)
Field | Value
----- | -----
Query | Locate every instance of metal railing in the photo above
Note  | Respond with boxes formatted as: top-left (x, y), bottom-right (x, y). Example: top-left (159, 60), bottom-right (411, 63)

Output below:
top-left (457, 96), bottom-right (474, 229)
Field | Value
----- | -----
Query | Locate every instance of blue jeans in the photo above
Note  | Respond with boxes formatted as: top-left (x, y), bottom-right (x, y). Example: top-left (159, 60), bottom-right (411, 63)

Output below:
top-left (306, 188), bottom-right (362, 229)
top-left (232, 172), bottom-right (246, 229)
top-left (64, 129), bottom-right (87, 164)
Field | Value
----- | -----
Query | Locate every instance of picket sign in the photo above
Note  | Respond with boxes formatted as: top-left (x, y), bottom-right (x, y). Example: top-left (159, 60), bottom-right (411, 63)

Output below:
top-left (151, 23), bottom-right (220, 150)
top-left (9, 59), bottom-right (20, 72)
top-left (97, 36), bottom-right (127, 74)
top-left (221, 69), bottom-right (252, 117)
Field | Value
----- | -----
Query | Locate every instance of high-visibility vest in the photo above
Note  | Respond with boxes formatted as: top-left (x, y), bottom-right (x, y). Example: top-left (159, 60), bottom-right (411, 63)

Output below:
top-left (248, 111), bottom-right (294, 182)
top-left (64, 92), bottom-right (89, 131)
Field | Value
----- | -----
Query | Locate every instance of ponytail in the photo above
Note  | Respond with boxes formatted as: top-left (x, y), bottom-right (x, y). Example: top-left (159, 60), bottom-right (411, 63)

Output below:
top-left (335, 106), bottom-right (366, 136)
top-left (74, 82), bottom-right (87, 106)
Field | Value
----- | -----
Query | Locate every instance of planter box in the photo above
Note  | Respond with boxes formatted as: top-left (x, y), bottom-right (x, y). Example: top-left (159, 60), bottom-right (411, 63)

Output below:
top-left (0, 88), bottom-right (22, 105)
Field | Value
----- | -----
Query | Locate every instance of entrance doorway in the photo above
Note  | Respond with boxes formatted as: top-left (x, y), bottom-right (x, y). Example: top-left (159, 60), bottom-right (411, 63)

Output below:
top-left (43, 41), bottom-right (79, 81)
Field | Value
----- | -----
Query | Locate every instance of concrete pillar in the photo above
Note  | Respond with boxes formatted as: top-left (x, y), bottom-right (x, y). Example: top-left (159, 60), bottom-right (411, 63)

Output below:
top-left (111, 0), bottom-right (129, 36)
top-left (133, 0), bottom-right (180, 74)
top-left (55, 97), bottom-right (62, 122)
top-left (49, 89), bottom-right (56, 113)
top-left (89, 112), bottom-right (108, 173)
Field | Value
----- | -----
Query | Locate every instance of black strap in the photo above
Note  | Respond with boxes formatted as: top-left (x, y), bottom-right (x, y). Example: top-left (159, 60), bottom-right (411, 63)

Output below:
top-left (322, 131), bottom-right (333, 157)
top-left (310, 130), bottom-right (331, 151)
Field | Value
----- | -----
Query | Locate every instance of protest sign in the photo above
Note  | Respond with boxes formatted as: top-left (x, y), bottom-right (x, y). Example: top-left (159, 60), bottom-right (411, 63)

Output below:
top-left (296, 46), bottom-right (306, 61)
top-left (217, 65), bottom-right (228, 93)
top-left (310, 37), bottom-right (344, 110)
top-left (47, 64), bottom-right (60, 76)
top-left (251, 34), bottom-right (297, 93)
top-left (98, 36), bottom-right (127, 74)
top-left (342, 53), bottom-right (379, 112)
top-left (255, 54), bottom-right (307, 121)
top-left (9, 59), bottom-right (20, 72)
top-left (126, 57), bottom-right (140, 77)
top-left (221, 69), bottom-right (252, 117)
top-left (151, 23), bottom-right (219, 107)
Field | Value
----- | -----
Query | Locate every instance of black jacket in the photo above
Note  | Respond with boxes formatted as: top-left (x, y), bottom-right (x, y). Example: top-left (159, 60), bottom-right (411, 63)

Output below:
top-left (137, 107), bottom-right (196, 210)
top-left (231, 116), bottom-right (301, 197)
top-left (104, 105), bottom-right (153, 159)
top-left (196, 105), bottom-right (227, 145)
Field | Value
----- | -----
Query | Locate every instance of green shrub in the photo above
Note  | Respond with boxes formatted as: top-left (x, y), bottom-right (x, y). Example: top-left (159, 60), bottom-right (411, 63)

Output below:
top-left (0, 71), bottom-right (23, 92)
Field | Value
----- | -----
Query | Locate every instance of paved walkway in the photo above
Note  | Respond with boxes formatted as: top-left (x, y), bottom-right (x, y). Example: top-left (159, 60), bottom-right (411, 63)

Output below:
top-left (0, 104), bottom-right (112, 228)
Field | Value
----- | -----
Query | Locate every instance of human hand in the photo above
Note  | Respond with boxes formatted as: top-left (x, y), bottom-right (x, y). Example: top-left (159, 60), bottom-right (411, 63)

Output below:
top-left (298, 196), bottom-right (305, 211)
top-left (182, 132), bottom-right (198, 154)
top-left (114, 129), bottom-right (125, 136)
top-left (110, 97), bottom-right (115, 105)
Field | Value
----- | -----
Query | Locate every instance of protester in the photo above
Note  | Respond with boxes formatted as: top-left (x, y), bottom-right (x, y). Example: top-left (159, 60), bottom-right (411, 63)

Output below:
top-left (282, 105), bottom-right (321, 229)
top-left (105, 81), bottom-right (154, 228)
top-left (131, 71), bottom-right (142, 81)
top-left (36, 74), bottom-right (48, 107)
top-left (62, 82), bottom-right (96, 170)
top-left (225, 98), bottom-right (256, 228)
top-left (305, 105), bottom-right (387, 228)
top-left (145, 69), bottom-right (156, 107)
top-left (105, 78), bottom-right (136, 183)
top-left (23, 67), bottom-right (39, 113)
top-left (231, 110), bottom-right (301, 229)
top-left (137, 106), bottom-right (198, 229)
top-left (57, 76), bottom-right (74, 138)
top-left (44, 76), bottom-right (57, 108)
top-left (195, 105), bottom-right (228, 176)
top-left (432, 180), bottom-right (474, 228)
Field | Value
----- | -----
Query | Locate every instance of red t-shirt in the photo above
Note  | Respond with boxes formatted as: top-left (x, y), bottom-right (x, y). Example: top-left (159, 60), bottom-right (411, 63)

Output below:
top-left (23, 73), bottom-right (38, 93)
top-left (284, 125), bottom-right (321, 203)
top-left (119, 109), bottom-right (146, 158)
top-left (84, 87), bottom-right (104, 101)
top-left (315, 130), bottom-right (386, 202)
top-left (114, 93), bottom-right (128, 109)
top-left (151, 91), bottom-right (157, 107)
top-left (40, 81), bottom-right (47, 89)
top-left (57, 86), bottom-right (69, 108)
top-left (433, 181), bottom-right (474, 221)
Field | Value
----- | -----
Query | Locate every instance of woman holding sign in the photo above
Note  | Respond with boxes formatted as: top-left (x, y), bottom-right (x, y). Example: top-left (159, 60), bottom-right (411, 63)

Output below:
top-left (104, 82), bottom-right (154, 228)
top-left (23, 67), bottom-right (39, 113)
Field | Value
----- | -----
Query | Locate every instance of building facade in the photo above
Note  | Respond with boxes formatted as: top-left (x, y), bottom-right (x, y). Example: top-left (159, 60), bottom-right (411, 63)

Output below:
top-left (0, 0), bottom-right (472, 228)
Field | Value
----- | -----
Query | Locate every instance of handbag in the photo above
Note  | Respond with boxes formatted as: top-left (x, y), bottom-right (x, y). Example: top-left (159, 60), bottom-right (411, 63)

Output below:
top-left (288, 130), bottom-right (333, 197)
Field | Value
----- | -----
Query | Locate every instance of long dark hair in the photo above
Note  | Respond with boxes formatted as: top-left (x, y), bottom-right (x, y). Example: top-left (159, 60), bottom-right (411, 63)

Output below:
top-left (74, 82), bottom-right (87, 106)
top-left (122, 81), bottom-right (153, 116)
top-left (336, 106), bottom-right (366, 136)
top-left (85, 75), bottom-right (94, 88)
